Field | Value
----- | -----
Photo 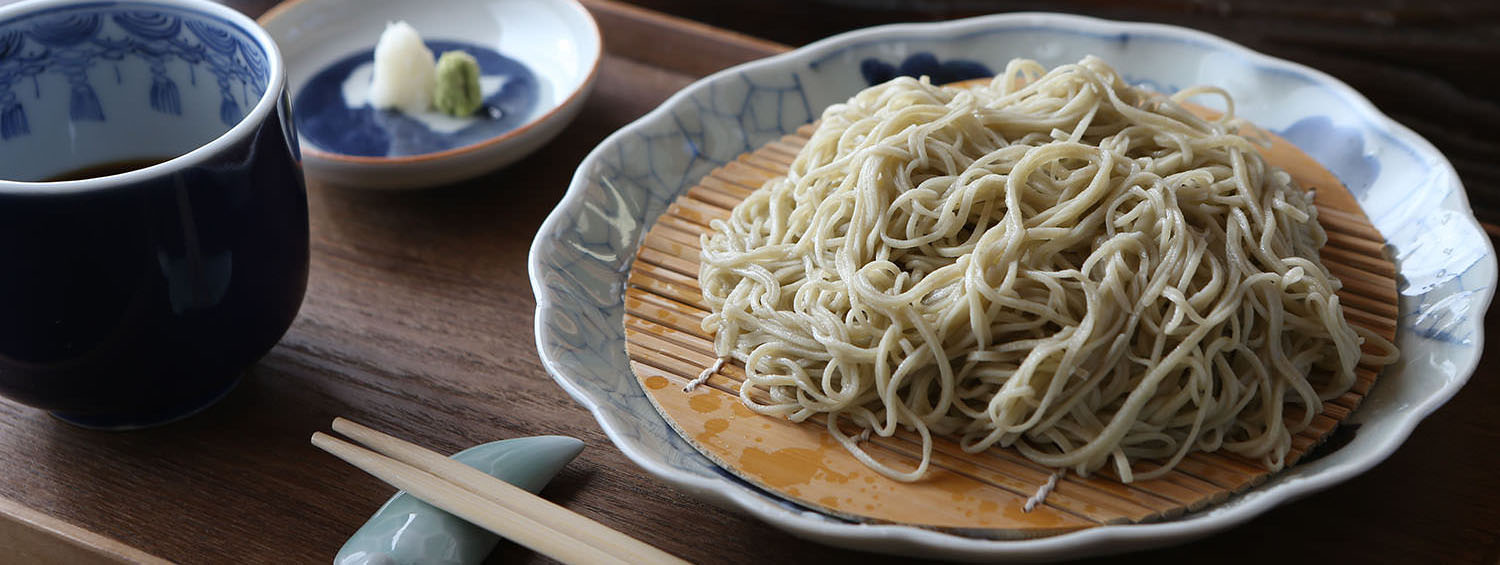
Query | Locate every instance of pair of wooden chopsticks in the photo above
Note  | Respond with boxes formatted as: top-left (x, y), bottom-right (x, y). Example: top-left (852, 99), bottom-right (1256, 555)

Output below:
top-left (312, 418), bottom-right (688, 565)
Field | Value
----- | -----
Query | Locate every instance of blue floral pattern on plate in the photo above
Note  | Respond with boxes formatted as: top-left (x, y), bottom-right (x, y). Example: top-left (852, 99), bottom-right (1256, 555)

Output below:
top-left (530, 13), bottom-right (1496, 561)
top-left (858, 52), bottom-right (991, 86)
top-left (0, 2), bottom-right (268, 140)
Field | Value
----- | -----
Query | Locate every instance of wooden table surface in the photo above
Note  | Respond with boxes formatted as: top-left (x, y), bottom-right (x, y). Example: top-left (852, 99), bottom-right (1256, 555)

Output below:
top-left (0, 0), bottom-right (1497, 563)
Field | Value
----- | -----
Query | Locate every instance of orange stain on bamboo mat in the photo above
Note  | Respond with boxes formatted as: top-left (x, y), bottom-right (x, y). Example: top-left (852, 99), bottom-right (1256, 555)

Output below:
top-left (821, 466), bottom-right (853, 484)
top-left (729, 401), bottom-right (755, 417)
top-left (696, 418), bottom-right (729, 446)
top-left (656, 309), bottom-right (683, 325)
top-left (740, 447), bottom-right (825, 488)
top-left (689, 393), bottom-right (722, 414)
top-left (644, 376), bottom-right (669, 390)
top-left (934, 472), bottom-right (982, 503)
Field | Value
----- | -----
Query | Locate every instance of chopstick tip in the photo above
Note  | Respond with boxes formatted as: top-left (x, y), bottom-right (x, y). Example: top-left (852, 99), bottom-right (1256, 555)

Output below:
top-left (332, 416), bottom-right (365, 436)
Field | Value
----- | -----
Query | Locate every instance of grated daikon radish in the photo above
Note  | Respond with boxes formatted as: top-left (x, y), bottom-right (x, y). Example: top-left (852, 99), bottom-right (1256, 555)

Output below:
top-left (368, 21), bottom-right (435, 114)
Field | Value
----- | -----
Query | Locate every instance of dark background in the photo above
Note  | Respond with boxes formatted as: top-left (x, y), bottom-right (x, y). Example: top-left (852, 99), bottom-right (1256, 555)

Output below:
top-left (629, 0), bottom-right (1500, 226)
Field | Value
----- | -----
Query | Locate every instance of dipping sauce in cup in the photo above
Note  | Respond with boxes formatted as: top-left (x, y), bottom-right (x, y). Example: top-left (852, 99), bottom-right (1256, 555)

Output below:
top-left (0, 0), bottom-right (308, 428)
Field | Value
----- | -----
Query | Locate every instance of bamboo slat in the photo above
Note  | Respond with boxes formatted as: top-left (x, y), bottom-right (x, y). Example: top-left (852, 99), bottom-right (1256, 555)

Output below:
top-left (621, 116), bottom-right (1399, 537)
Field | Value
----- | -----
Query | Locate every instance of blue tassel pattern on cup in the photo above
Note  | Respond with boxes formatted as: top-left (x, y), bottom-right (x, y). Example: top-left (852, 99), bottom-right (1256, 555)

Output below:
top-left (68, 77), bottom-right (104, 121)
top-left (218, 88), bottom-right (239, 126)
top-left (149, 63), bottom-right (180, 115)
top-left (0, 30), bottom-right (27, 138)
top-left (150, 75), bottom-right (180, 115)
top-left (0, 100), bottom-right (26, 139)
top-left (0, 5), bottom-right (271, 141)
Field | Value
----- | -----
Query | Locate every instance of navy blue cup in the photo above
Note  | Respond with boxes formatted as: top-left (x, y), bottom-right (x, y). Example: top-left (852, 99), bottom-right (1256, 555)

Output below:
top-left (0, 0), bottom-right (308, 428)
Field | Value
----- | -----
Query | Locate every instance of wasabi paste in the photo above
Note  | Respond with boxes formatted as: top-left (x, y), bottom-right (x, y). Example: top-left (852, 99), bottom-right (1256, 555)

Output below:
top-left (433, 51), bottom-right (483, 116)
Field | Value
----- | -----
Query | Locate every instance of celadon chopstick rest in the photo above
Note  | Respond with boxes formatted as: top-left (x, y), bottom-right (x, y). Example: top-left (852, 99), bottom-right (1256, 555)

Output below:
top-left (334, 436), bottom-right (585, 565)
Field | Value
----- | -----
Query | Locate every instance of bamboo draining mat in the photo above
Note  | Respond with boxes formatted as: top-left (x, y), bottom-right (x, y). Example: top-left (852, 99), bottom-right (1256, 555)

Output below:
top-left (623, 117), bottom-right (1398, 537)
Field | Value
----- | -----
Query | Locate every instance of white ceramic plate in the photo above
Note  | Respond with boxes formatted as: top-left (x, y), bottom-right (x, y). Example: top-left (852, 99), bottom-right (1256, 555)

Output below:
top-left (530, 12), bottom-right (1496, 561)
top-left (260, 0), bottom-right (600, 189)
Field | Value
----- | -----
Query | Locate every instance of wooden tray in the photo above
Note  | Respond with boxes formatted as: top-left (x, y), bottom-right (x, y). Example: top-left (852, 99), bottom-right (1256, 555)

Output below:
top-left (13, 0), bottom-right (1490, 562)
top-left (624, 115), bottom-right (1398, 536)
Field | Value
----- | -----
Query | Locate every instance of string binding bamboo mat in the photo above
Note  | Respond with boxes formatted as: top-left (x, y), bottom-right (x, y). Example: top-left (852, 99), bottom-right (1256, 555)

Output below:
top-left (621, 115), bottom-right (1398, 537)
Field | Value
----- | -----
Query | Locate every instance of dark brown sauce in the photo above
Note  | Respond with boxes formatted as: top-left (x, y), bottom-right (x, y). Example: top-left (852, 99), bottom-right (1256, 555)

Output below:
top-left (41, 157), bottom-right (172, 182)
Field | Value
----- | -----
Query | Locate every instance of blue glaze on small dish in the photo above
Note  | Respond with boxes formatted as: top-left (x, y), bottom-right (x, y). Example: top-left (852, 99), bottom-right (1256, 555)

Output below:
top-left (335, 436), bottom-right (585, 565)
top-left (260, 0), bottom-right (602, 189)
top-left (293, 40), bottom-right (538, 158)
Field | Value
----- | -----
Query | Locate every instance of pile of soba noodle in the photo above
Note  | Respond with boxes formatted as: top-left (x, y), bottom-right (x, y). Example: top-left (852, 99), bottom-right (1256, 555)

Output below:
top-left (698, 56), bottom-right (1394, 483)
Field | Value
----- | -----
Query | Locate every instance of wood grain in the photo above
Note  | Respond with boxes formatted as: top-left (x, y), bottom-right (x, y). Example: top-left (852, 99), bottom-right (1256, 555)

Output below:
top-left (624, 117), bottom-right (1397, 535)
top-left (0, 0), bottom-right (1494, 563)
top-left (0, 496), bottom-right (169, 565)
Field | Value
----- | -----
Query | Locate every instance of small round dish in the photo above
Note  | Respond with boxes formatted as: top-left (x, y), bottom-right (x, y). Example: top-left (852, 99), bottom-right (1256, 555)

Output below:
top-left (530, 11), bottom-right (1496, 562)
top-left (259, 0), bottom-right (600, 189)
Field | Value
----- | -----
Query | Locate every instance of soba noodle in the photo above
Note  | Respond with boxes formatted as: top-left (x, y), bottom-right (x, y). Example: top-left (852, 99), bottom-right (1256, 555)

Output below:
top-left (698, 56), bottom-right (1396, 483)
